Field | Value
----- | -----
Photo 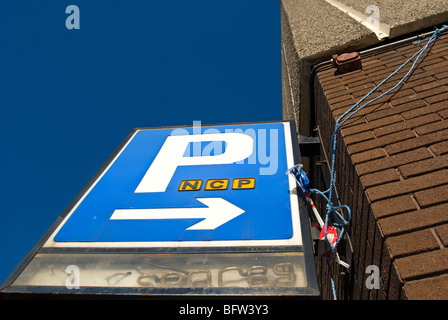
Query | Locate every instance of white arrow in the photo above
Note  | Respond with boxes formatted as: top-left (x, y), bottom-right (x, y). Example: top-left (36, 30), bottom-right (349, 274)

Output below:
top-left (110, 198), bottom-right (245, 230)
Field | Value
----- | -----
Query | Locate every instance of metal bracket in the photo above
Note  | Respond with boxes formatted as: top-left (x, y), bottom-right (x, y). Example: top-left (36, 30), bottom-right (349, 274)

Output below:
top-left (298, 134), bottom-right (321, 158)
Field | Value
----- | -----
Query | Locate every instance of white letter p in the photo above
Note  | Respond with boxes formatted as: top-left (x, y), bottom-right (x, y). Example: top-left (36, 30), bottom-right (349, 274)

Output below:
top-left (135, 132), bottom-right (254, 193)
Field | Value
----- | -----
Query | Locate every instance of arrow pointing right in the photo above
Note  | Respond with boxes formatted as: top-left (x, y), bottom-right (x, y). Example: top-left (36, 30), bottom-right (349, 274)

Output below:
top-left (110, 197), bottom-right (245, 230)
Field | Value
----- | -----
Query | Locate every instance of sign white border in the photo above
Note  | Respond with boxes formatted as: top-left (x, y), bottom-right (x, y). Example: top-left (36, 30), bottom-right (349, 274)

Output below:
top-left (43, 122), bottom-right (302, 249)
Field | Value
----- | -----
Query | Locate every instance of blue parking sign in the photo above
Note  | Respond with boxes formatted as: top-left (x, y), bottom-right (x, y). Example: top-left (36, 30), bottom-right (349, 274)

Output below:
top-left (46, 121), bottom-right (303, 249)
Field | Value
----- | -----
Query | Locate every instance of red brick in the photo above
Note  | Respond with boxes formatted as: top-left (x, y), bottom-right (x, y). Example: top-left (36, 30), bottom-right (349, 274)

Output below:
top-left (356, 148), bottom-right (432, 176)
top-left (361, 58), bottom-right (382, 68)
top-left (415, 119), bottom-right (448, 135)
top-left (318, 68), bottom-right (338, 80)
top-left (338, 73), bottom-right (368, 86)
top-left (371, 195), bottom-right (417, 218)
top-left (329, 97), bottom-right (357, 111)
top-left (417, 57), bottom-right (446, 69)
top-left (347, 81), bottom-right (376, 93)
top-left (404, 274), bottom-right (448, 300)
top-left (369, 72), bottom-right (415, 91)
top-left (345, 76), bottom-right (373, 88)
top-left (321, 80), bottom-right (345, 91)
top-left (339, 69), bottom-right (364, 79)
top-left (396, 67), bottom-right (425, 82)
top-left (351, 86), bottom-right (379, 98)
top-left (395, 249), bottom-right (448, 281)
top-left (365, 100), bottom-right (426, 121)
top-left (348, 130), bottom-right (415, 154)
top-left (401, 100), bottom-right (446, 119)
top-left (327, 93), bottom-right (354, 104)
top-left (402, 75), bottom-right (438, 90)
top-left (354, 92), bottom-right (384, 106)
top-left (430, 140), bottom-right (448, 155)
top-left (399, 154), bottom-right (448, 178)
top-left (381, 53), bottom-right (411, 66)
top-left (413, 76), bottom-right (448, 92)
top-left (414, 184), bottom-right (448, 208)
top-left (319, 73), bottom-right (340, 83)
top-left (435, 70), bottom-right (448, 80)
top-left (387, 229), bottom-right (440, 258)
top-left (431, 42), bottom-right (448, 53)
top-left (434, 224), bottom-right (448, 247)
top-left (378, 202), bottom-right (448, 236)
top-left (333, 101), bottom-right (389, 121)
top-left (390, 86), bottom-right (446, 106)
top-left (341, 114), bottom-right (403, 136)
top-left (333, 114), bottom-right (366, 128)
top-left (344, 131), bottom-right (375, 145)
top-left (318, 66), bottom-right (338, 77)
top-left (425, 91), bottom-right (448, 104)
top-left (368, 61), bottom-right (410, 80)
top-left (374, 113), bottom-right (440, 137)
top-left (366, 170), bottom-right (448, 202)
top-left (439, 109), bottom-right (448, 119)
top-left (423, 59), bottom-right (448, 71)
top-left (385, 129), bottom-right (448, 155)
top-left (375, 47), bottom-right (401, 59)
top-left (376, 129), bottom-right (416, 146)
top-left (351, 148), bottom-right (386, 164)
top-left (325, 85), bottom-right (349, 97)
top-left (360, 168), bottom-right (401, 188)
top-left (377, 80), bottom-right (405, 94)
top-left (382, 88), bottom-right (417, 101)
top-left (419, 85), bottom-right (448, 99)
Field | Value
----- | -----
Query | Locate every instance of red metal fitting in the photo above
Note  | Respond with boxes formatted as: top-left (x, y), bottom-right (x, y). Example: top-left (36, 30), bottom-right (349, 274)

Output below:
top-left (332, 52), bottom-right (362, 74)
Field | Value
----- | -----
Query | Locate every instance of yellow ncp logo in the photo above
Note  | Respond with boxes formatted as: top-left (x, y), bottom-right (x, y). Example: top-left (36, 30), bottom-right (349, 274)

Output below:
top-left (178, 178), bottom-right (255, 191)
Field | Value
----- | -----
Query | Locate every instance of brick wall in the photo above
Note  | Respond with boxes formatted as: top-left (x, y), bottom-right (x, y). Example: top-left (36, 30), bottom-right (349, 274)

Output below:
top-left (313, 31), bottom-right (448, 300)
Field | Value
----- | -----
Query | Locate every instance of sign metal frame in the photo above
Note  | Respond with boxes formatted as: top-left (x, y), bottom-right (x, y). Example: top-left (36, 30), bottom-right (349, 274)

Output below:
top-left (0, 121), bottom-right (320, 298)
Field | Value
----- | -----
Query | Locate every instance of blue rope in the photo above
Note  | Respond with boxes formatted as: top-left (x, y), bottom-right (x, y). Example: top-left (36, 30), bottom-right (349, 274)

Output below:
top-left (294, 25), bottom-right (446, 300)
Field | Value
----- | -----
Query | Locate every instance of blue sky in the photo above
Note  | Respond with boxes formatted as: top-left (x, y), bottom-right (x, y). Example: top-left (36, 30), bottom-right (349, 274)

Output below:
top-left (0, 1), bottom-right (280, 285)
